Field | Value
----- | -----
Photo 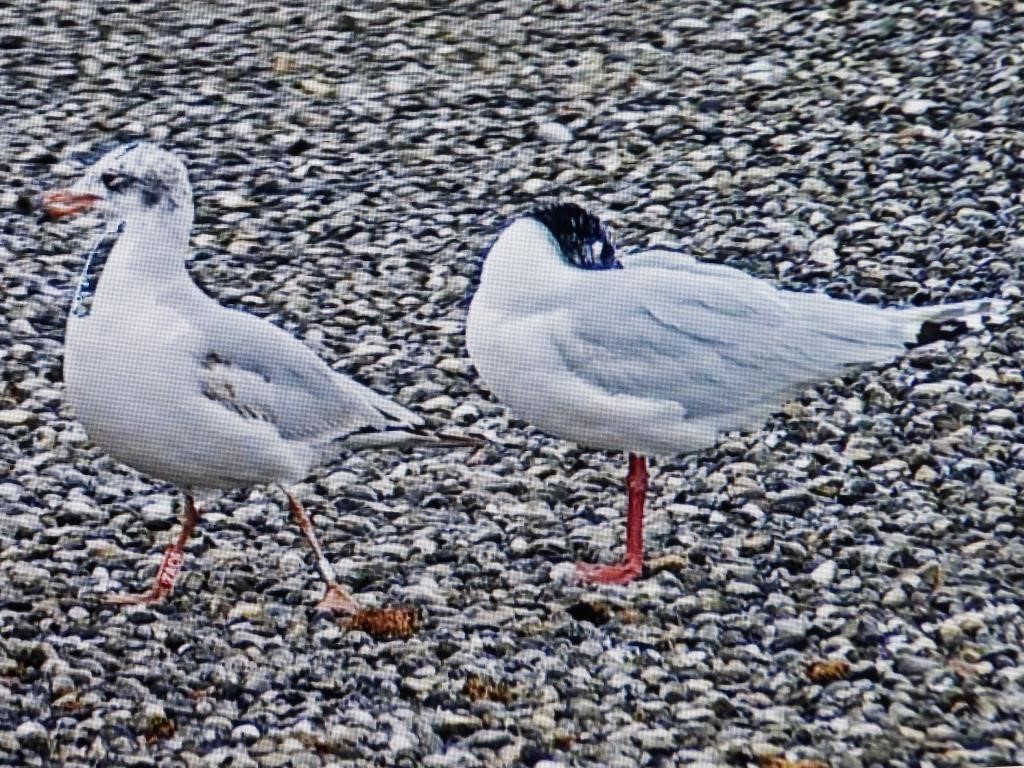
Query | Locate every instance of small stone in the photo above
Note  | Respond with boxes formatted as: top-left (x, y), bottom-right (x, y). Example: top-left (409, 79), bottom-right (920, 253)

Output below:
top-left (984, 408), bottom-right (1016, 427)
top-left (322, 470), bottom-right (359, 494)
top-left (388, 728), bottom-right (418, 752)
top-left (910, 381), bottom-right (961, 399)
top-left (635, 728), bottom-right (674, 750)
top-left (298, 78), bottom-right (333, 97)
top-left (927, 724), bottom-right (958, 741)
top-left (673, 706), bottom-right (714, 721)
top-left (953, 612), bottom-right (986, 633)
top-left (897, 655), bottom-right (938, 677)
top-left (271, 53), bottom-right (296, 73)
top-left (432, 712), bottom-right (482, 737)
top-left (810, 560), bottom-right (836, 586)
top-left (731, 8), bottom-right (760, 26)
top-left (726, 580), bottom-right (761, 596)
top-left (771, 488), bottom-right (815, 515)
top-left (870, 459), bottom-right (908, 475)
top-left (742, 61), bottom-right (787, 86)
top-left (740, 533), bottom-right (773, 555)
top-left (0, 409), bottom-right (34, 426)
top-left (881, 587), bottom-right (907, 607)
top-left (278, 551), bottom-right (305, 574)
top-left (810, 246), bottom-right (837, 267)
top-left (902, 98), bottom-right (936, 115)
top-left (421, 395), bottom-right (455, 412)
top-left (522, 178), bottom-right (546, 194)
top-left (450, 403), bottom-right (480, 424)
top-left (938, 620), bottom-right (963, 646)
top-left (436, 358), bottom-right (474, 376)
top-left (227, 602), bottom-right (264, 622)
top-left (50, 675), bottom-right (76, 697)
top-left (140, 497), bottom-right (175, 524)
top-left (232, 724), bottom-right (260, 743)
top-left (772, 617), bottom-right (808, 650)
top-left (537, 121), bottom-right (573, 144)
top-left (15, 721), bottom-right (50, 754)
top-left (213, 192), bottom-right (254, 209)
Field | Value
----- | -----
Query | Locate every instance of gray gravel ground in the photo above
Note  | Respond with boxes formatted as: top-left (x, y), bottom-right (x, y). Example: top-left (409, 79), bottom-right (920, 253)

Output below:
top-left (3, 1), bottom-right (1024, 766)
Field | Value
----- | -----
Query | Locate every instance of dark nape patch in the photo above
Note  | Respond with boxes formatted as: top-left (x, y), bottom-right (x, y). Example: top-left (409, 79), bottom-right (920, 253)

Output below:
top-left (141, 173), bottom-right (175, 209)
top-left (141, 186), bottom-right (162, 207)
top-left (911, 319), bottom-right (968, 347)
top-left (529, 202), bottom-right (622, 271)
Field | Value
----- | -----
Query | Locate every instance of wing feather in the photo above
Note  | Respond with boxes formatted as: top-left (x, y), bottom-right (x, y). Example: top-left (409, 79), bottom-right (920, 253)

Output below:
top-left (558, 256), bottom-right (913, 429)
top-left (193, 308), bottom-right (421, 442)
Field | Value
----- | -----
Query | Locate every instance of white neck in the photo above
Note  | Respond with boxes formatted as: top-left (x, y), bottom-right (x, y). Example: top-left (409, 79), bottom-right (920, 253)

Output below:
top-left (77, 207), bottom-right (198, 319)
top-left (116, 205), bottom-right (194, 276)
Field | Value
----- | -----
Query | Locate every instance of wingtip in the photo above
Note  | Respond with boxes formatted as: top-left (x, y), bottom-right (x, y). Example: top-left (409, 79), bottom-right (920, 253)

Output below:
top-left (910, 297), bottom-right (1012, 347)
top-left (339, 428), bottom-right (485, 451)
top-left (426, 431), bottom-right (486, 449)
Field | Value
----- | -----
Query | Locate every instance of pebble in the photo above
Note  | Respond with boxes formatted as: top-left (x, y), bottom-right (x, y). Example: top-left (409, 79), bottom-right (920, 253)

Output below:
top-left (536, 121), bottom-right (573, 144)
top-left (810, 560), bottom-right (837, 586)
top-left (232, 724), bottom-right (260, 743)
top-left (901, 98), bottom-right (936, 115)
top-left (15, 721), bottom-right (50, 753)
top-left (0, 409), bottom-right (34, 426)
top-left (881, 587), bottom-right (907, 607)
top-left (635, 727), bottom-right (675, 750)
top-left (984, 408), bottom-right (1016, 427)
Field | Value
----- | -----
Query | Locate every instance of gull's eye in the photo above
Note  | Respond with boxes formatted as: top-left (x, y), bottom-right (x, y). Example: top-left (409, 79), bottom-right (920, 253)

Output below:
top-left (101, 172), bottom-right (129, 191)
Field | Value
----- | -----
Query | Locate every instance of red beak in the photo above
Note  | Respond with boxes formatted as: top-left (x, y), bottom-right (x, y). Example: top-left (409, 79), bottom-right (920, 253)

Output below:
top-left (41, 190), bottom-right (103, 220)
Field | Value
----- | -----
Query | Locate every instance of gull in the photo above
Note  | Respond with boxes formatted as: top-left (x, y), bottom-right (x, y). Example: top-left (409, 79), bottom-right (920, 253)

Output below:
top-left (42, 142), bottom-right (474, 612)
top-left (466, 202), bottom-right (1007, 585)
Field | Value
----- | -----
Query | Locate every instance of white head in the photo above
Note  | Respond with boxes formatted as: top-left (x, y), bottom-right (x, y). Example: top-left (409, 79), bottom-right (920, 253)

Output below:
top-left (43, 142), bottom-right (193, 227)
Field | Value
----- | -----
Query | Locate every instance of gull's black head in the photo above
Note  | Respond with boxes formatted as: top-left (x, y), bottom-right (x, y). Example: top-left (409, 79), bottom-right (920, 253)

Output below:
top-left (529, 202), bottom-right (621, 270)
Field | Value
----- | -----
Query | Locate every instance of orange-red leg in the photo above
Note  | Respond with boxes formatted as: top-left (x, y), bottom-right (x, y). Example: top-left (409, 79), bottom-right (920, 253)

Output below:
top-left (106, 494), bottom-right (202, 605)
top-left (575, 453), bottom-right (647, 585)
top-left (283, 490), bottom-right (358, 615)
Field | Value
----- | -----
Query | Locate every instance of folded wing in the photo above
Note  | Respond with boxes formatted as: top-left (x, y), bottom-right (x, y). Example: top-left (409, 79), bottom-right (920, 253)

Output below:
top-left (558, 255), bottom-right (924, 432)
top-left (195, 308), bottom-right (421, 444)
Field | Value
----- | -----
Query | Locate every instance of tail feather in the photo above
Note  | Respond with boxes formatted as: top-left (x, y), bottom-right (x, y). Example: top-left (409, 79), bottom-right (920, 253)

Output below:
top-left (339, 428), bottom-right (483, 451)
top-left (902, 297), bottom-right (1009, 348)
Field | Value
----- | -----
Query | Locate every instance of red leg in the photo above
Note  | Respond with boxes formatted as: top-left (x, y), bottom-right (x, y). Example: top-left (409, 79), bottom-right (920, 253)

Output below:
top-left (575, 453), bottom-right (648, 585)
top-left (284, 491), bottom-right (358, 615)
top-left (106, 495), bottom-right (202, 605)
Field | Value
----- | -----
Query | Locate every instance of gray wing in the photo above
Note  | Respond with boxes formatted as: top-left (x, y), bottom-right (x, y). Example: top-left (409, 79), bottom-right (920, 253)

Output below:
top-left (618, 249), bottom-right (699, 271)
top-left (558, 257), bottom-right (913, 426)
top-left (194, 306), bottom-right (421, 442)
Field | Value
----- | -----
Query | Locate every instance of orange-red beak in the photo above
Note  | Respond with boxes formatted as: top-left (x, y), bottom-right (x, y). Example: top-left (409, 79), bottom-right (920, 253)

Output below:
top-left (41, 190), bottom-right (103, 220)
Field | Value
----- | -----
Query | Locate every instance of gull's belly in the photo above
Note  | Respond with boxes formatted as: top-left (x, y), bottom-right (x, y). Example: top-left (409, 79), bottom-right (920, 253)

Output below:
top-left (467, 299), bottom-right (720, 456)
top-left (64, 313), bottom-right (306, 490)
top-left (468, 305), bottom-right (624, 450)
top-left (64, 315), bottom-right (200, 477)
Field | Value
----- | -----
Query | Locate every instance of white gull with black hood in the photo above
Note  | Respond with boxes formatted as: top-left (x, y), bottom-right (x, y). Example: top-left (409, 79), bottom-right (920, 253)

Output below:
top-left (43, 142), bottom-right (475, 612)
top-left (466, 202), bottom-right (1007, 584)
